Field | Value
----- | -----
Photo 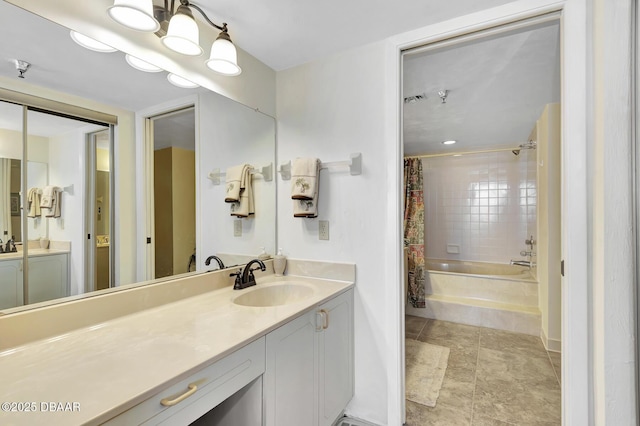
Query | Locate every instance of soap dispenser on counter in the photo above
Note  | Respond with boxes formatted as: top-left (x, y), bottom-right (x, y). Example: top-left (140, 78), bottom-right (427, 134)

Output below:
top-left (258, 247), bottom-right (271, 261)
top-left (273, 248), bottom-right (287, 276)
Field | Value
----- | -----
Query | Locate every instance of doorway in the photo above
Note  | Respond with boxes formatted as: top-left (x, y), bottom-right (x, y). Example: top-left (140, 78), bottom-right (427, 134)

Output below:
top-left (146, 107), bottom-right (196, 280)
top-left (86, 129), bottom-right (114, 292)
top-left (400, 15), bottom-right (561, 424)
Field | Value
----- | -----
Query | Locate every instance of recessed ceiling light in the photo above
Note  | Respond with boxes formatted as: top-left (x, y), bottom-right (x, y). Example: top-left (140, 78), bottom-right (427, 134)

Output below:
top-left (167, 73), bottom-right (199, 89)
top-left (442, 140), bottom-right (457, 145)
top-left (125, 54), bottom-right (162, 72)
top-left (70, 31), bottom-right (117, 53)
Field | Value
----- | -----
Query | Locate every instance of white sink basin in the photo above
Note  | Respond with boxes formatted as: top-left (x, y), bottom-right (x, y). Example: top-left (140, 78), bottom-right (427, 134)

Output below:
top-left (233, 282), bottom-right (314, 307)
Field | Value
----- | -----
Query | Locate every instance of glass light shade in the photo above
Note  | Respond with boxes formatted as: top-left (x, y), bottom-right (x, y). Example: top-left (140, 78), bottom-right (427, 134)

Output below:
top-left (161, 13), bottom-right (202, 56)
top-left (125, 54), bottom-right (162, 72)
top-left (167, 73), bottom-right (199, 89)
top-left (108, 0), bottom-right (159, 32)
top-left (206, 37), bottom-right (241, 76)
top-left (70, 31), bottom-right (117, 53)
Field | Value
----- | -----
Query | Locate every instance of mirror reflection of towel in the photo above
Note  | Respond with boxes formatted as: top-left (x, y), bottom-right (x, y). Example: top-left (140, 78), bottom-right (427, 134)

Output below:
top-left (41, 186), bottom-right (62, 218)
top-left (225, 164), bottom-right (250, 203)
top-left (226, 165), bottom-right (254, 218)
top-left (27, 187), bottom-right (42, 218)
top-left (230, 173), bottom-right (255, 218)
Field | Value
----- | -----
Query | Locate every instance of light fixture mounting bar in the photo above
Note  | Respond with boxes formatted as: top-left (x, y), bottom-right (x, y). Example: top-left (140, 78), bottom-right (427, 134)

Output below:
top-left (183, 1), bottom-right (227, 32)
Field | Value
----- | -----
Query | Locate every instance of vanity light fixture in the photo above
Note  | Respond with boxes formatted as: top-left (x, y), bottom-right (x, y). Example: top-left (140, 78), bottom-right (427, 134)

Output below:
top-left (70, 31), bottom-right (118, 53)
top-left (108, 0), bottom-right (242, 76)
top-left (108, 0), bottom-right (159, 32)
top-left (125, 54), bottom-right (163, 72)
top-left (442, 140), bottom-right (457, 145)
top-left (167, 73), bottom-right (199, 88)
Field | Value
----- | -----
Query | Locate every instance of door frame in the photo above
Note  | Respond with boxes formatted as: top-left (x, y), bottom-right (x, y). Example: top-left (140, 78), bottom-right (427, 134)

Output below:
top-left (384, 0), bottom-right (594, 424)
top-left (135, 95), bottom-right (199, 282)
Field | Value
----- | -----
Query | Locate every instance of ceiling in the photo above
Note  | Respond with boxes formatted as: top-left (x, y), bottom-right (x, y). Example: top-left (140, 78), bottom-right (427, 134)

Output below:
top-left (189, 0), bottom-right (515, 71)
top-left (402, 20), bottom-right (560, 155)
top-left (0, 1), bottom-right (559, 153)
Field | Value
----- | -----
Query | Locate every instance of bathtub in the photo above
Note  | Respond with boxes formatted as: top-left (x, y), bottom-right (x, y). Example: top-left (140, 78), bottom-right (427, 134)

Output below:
top-left (425, 259), bottom-right (534, 281)
top-left (407, 258), bottom-right (541, 335)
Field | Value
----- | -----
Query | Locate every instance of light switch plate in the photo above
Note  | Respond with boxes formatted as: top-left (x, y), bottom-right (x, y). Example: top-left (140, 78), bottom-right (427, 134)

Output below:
top-left (319, 220), bottom-right (329, 240)
top-left (234, 219), bottom-right (242, 237)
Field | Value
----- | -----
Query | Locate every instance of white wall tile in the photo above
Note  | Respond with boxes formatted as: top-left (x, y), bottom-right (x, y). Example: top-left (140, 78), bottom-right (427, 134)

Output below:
top-left (422, 151), bottom-right (535, 264)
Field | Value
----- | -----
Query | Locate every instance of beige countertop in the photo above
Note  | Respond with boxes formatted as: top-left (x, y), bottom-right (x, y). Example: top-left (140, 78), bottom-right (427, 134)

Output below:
top-left (0, 248), bottom-right (70, 261)
top-left (0, 273), bottom-right (354, 425)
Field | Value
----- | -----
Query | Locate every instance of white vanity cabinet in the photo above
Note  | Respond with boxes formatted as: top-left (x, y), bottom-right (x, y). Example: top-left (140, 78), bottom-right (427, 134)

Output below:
top-left (105, 337), bottom-right (265, 425)
top-left (0, 259), bottom-right (23, 309)
top-left (28, 253), bottom-right (69, 304)
top-left (264, 289), bottom-right (354, 426)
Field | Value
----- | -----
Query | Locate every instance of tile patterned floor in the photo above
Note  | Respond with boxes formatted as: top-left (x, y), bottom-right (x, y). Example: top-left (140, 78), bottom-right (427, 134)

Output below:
top-left (405, 316), bottom-right (561, 426)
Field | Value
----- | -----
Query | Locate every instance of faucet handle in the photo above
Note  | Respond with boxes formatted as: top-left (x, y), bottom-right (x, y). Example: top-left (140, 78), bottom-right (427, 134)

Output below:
top-left (229, 269), bottom-right (242, 289)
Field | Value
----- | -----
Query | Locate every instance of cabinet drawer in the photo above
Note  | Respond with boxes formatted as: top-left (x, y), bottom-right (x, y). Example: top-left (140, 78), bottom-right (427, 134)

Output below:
top-left (105, 337), bottom-right (265, 425)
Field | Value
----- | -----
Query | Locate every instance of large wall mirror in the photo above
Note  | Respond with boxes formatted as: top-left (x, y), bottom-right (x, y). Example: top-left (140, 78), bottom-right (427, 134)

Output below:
top-left (0, 1), bottom-right (276, 313)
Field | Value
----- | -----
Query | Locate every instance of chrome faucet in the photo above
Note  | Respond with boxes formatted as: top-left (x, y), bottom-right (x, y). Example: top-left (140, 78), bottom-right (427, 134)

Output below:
top-left (510, 259), bottom-right (532, 267)
top-left (4, 238), bottom-right (16, 253)
top-left (229, 259), bottom-right (266, 290)
top-left (204, 255), bottom-right (225, 270)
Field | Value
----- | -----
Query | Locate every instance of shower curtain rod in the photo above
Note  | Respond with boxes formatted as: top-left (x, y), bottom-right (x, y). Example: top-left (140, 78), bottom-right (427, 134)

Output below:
top-left (405, 145), bottom-right (528, 159)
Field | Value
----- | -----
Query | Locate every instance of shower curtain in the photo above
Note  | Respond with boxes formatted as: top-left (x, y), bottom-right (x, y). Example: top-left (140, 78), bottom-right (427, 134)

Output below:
top-left (403, 158), bottom-right (425, 308)
top-left (0, 158), bottom-right (12, 242)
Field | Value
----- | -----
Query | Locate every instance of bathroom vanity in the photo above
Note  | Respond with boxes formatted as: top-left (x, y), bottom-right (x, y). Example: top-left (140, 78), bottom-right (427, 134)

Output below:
top-left (0, 248), bottom-right (69, 309)
top-left (0, 259), bottom-right (354, 426)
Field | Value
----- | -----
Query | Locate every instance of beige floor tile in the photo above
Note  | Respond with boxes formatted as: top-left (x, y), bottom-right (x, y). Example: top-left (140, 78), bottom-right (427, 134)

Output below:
top-left (548, 351), bottom-right (561, 385)
top-left (406, 315), bottom-right (429, 339)
top-left (471, 415), bottom-right (517, 425)
top-left (479, 328), bottom-right (548, 359)
top-left (406, 399), bottom-right (471, 426)
top-left (406, 320), bottom-right (560, 426)
top-left (473, 348), bottom-right (560, 425)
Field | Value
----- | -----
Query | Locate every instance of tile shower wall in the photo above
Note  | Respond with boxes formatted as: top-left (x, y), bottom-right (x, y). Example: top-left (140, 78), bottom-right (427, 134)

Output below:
top-left (422, 151), bottom-right (536, 264)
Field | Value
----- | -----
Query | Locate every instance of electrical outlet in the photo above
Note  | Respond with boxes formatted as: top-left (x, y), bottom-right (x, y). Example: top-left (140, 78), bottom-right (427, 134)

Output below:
top-left (234, 219), bottom-right (242, 237)
top-left (319, 220), bottom-right (329, 240)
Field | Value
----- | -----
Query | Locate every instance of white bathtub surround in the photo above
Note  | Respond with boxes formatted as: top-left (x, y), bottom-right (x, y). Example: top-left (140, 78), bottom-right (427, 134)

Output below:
top-left (422, 150), bottom-right (536, 265)
top-left (406, 259), bottom-right (541, 335)
top-left (0, 263), bottom-right (354, 425)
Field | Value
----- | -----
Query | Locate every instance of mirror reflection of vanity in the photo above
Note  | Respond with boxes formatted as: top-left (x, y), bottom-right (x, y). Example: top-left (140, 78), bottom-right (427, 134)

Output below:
top-left (0, 1), bottom-right (276, 312)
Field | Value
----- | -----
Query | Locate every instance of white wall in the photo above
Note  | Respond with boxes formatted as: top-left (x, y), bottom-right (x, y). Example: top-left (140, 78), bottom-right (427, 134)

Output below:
top-left (422, 152), bottom-right (533, 264)
top-left (591, 0), bottom-right (637, 423)
top-left (277, 40), bottom-right (391, 424)
top-left (47, 128), bottom-right (87, 295)
top-left (278, 0), bottom-right (639, 424)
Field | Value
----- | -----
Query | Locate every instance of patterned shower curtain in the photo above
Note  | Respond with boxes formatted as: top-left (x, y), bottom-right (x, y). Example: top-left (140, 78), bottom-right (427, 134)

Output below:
top-left (403, 158), bottom-right (425, 308)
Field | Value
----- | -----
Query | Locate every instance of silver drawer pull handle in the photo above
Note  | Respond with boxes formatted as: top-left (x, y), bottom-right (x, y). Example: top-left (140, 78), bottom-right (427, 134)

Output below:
top-left (320, 309), bottom-right (329, 329)
top-left (160, 383), bottom-right (198, 407)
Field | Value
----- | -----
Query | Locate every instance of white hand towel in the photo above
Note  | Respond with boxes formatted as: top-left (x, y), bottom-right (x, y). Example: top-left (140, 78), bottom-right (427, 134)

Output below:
top-left (293, 173), bottom-right (320, 218)
top-left (27, 187), bottom-right (42, 218)
top-left (42, 186), bottom-right (62, 218)
top-left (41, 185), bottom-right (56, 208)
top-left (225, 164), bottom-right (250, 202)
top-left (291, 158), bottom-right (320, 200)
top-left (230, 169), bottom-right (255, 218)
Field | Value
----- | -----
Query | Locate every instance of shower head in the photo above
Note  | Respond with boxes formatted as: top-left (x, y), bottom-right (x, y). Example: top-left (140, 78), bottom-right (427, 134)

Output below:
top-left (512, 149), bottom-right (520, 156)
